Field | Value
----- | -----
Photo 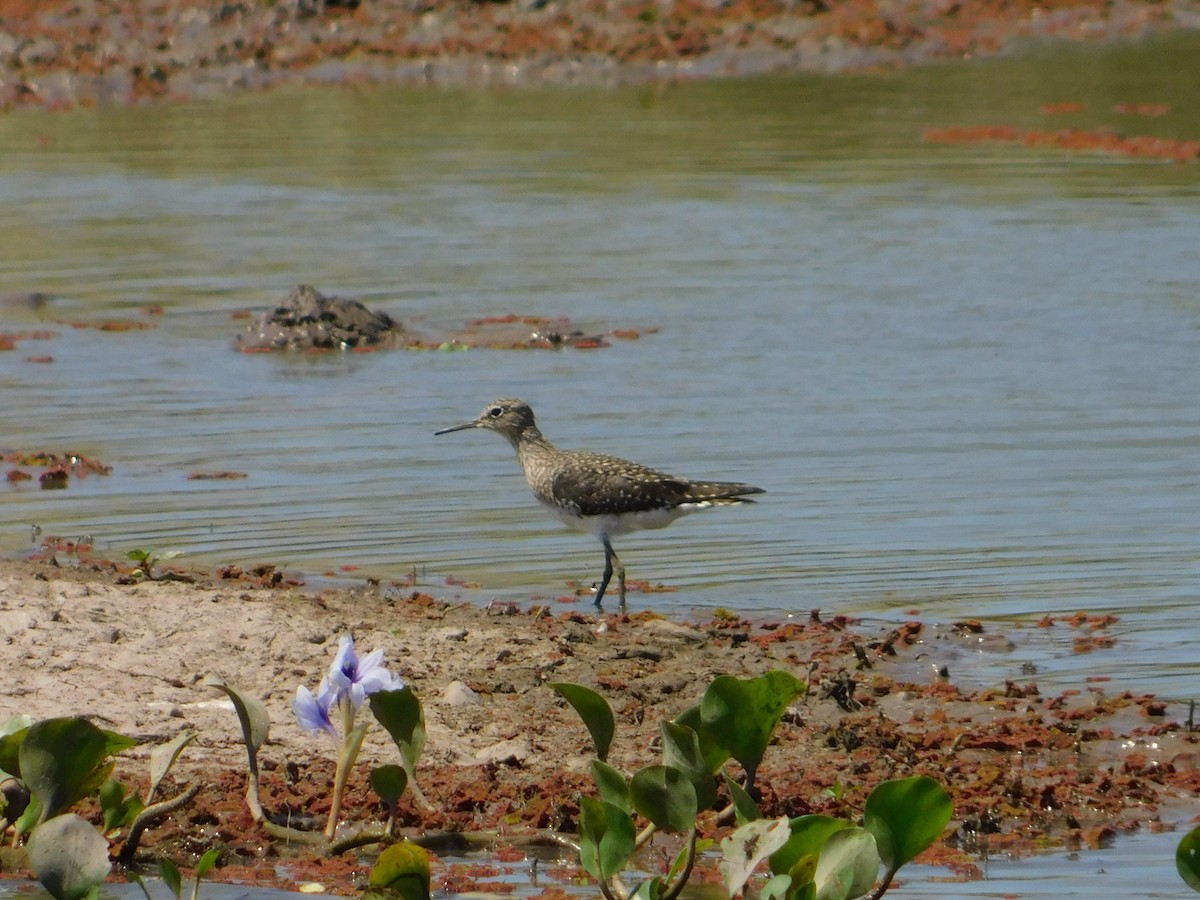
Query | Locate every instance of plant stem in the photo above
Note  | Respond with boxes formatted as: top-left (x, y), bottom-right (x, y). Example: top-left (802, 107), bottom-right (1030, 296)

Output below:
top-left (118, 783), bottom-right (203, 864)
top-left (865, 868), bottom-right (897, 900)
top-left (325, 710), bottom-right (368, 840)
top-left (660, 828), bottom-right (697, 900)
top-left (633, 821), bottom-right (657, 850)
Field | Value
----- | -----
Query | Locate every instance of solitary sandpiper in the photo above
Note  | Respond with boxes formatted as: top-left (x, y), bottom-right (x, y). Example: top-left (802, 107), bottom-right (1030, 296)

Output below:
top-left (435, 398), bottom-right (764, 609)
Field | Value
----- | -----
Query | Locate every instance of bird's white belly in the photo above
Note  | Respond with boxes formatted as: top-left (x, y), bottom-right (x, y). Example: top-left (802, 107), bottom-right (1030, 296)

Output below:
top-left (539, 499), bottom-right (712, 537)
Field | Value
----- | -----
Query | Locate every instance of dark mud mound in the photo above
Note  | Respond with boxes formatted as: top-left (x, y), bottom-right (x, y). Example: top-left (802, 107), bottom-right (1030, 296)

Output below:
top-left (236, 285), bottom-right (648, 353)
top-left (236, 285), bottom-right (409, 351)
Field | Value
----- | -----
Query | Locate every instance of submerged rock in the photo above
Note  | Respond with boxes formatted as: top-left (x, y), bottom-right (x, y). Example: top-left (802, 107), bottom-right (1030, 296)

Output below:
top-left (236, 284), bottom-right (408, 351)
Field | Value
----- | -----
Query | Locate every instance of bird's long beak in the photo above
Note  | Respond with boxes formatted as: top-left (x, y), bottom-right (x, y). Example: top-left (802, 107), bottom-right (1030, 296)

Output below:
top-left (434, 420), bottom-right (480, 436)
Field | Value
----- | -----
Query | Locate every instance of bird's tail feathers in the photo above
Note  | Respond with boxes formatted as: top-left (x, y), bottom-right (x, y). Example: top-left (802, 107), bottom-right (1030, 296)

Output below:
top-left (686, 481), bottom-right (765, 502)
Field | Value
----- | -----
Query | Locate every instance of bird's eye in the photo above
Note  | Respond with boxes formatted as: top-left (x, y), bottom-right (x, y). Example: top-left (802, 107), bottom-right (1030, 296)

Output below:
top-left (489, 406), bottom-right (503, 418)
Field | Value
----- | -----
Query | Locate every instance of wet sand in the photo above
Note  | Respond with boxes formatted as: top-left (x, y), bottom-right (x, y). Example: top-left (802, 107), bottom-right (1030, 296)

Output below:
top-left (0, 557), bottom-right (1196, 892)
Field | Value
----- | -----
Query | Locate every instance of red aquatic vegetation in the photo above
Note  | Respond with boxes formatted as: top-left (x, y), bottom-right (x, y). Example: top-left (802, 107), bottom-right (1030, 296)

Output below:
top-left (4, 450), bottom-right (113, 488)
top-left (925, 122), bottom-right (1200, 162)
top-left (1113, 102), bottom-right (1170, 116)
top-left (65, 319), bottom-right (156, 332)
top-left (1040, 102), bottom-right (1087, 114)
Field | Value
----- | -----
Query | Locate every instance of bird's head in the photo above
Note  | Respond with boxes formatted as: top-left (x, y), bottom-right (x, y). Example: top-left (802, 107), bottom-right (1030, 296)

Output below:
top-left (435, 398), bottom-right (538, 445)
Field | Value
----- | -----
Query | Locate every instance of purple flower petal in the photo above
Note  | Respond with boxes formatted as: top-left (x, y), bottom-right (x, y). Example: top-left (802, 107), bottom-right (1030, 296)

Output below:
top-left (326, 634), bottom-right (404, 708)
top-left (293, 681), bottom-right (337, 737)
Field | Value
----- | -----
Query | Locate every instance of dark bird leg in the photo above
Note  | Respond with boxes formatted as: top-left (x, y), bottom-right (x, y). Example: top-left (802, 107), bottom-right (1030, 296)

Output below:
top-left (596, 536), bottom-right (626, 612)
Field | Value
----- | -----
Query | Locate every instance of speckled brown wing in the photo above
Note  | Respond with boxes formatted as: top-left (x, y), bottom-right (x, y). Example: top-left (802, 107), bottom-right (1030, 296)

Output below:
top-left (548, 452), bottom-right (693, 517)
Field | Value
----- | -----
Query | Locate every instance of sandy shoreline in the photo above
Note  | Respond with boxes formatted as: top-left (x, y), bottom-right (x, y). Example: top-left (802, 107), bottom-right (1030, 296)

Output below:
top-left (2, 1), bottom-right (1200, 110)
top-left (1, 555), bottom-right (1197, 891)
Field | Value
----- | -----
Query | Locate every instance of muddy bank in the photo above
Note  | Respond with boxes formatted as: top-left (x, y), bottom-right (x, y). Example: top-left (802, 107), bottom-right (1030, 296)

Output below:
top-left (0, 557), bottom-right (1196, 893)
top-left (2, 1), bottom-right (1200, 110)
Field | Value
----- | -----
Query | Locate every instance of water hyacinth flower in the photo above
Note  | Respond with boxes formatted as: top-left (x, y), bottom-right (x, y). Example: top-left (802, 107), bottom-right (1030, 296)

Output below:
top-left (328, 634), bottom-right (406, 710)
top-left (293, 678), bottom-right (338, 737)
top-left (291, 633), bottom-right (408, 840)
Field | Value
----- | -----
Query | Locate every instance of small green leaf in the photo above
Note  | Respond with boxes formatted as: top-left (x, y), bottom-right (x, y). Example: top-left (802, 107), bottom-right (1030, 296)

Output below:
top-left (667, 837), bottom-right (709, 882)
top-left (148, 731), bottom-right (195, 804)
top-left (788, 855), bottom-right (820, 893)
top-left (863, 775), bottom-right (952, 874)
top-left (158, 857), bottom-right (182, 899)
top-left (719, 816), bottom-right (792, 897)
top-left (660, 721), bottom-right (717, 811)
top-left (370, 688), bottom-right (427, 791)
top-left (770, 815), bottom-right (854, 877)
top-left (549, 682), bottom-right (615, 762)
top-left (630, 765), bottom-right (697, 834)
top-left (629, 876), bottom-right (663, 900)
top-left (590, 759), bottom-right (631, 810)
top-left (1178, 825), bottom-right (1200, 892)
top-left (759, 873), bottom-right (793, 900)
top-left (28, 813), bottom-right (112, 900)
top-left (579, 796), bottom-right (636, 881)
top-left (125, 870), bottom-right (150, 900)
top-left (812, 827), bottom-right (879, 900)
top-left (99, 778), bottom-right (144, 831)
top-left (126, 549), bottom-right (150, 563)
top-left (0, 716), bottom-right (32, 778)
top-left (701, 671), bottom-right (805, 788)
top-left (13, 793), bottom-right (42, 837)
top-left (369, 840), bottom-right (431, 900)
top-left (723, 771), bottom-right (762, 825)
top-left (202, 674), bottom-right (270, 755)
top-left (195, 847), bottom-right (221, 880)
top-left (370, 764), bottom-right (409, 806)
top-left (672, 704), bottom-right (730, 773)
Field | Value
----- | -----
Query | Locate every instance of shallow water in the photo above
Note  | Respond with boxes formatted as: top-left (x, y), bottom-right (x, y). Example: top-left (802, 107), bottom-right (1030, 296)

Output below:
top-left (0, 826), bottom-right (1191, 898)
top-left (2, 30), bottom-right (1200, 726)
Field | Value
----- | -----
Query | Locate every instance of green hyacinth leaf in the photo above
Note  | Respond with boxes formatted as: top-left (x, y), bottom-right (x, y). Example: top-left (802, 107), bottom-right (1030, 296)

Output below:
top-left (629, 876), bottom-right (663, 900)
top-left (630, 765), bottom-right (697, 834)
top-left (700, 671), bottom-right (805, 786)
top-left (812, 827), bottom-right (880, 900)
top-left (770, 815), bottom-right (854, 877)
top-left (864, 775), bottom-right (952, 873)
top-left (369, 840), bottom-right (431, 900)
top-left (0, 715), bottom-right (32, 778)
top-left (158, 857), bottom-right (183, 899)
top-left (549, 682), bottom-right (615, 762)
top-left (98, 778), bottom-right (144, 832)
top-left (660, 720), bottom-right (717, 811)
top-left (370, 764), bottom-right (409, 807)
top-left (20, 718), bottom-right (132, 824)
top-left (1178, 826), bottom-right (1200, 892)
top-left (672, 704), bottom-right (730, 774)
top-left (202, 674), bottom-right (269, 756)
top-left (148, 731), bottom-right (196, 804)
top-left (28, 813), bottom-right (112, 900)
top-left (196, 847), bottom-right (221, 881)
top-left (723, 770), bottom-right (763, 825)
top-left (370, 688), bottom-right (427, 768)
top-left (590, 759), bottom-right (631, 811)
top-left (579, 796), bottom-right (636, 881)
top-left (759, 873), bottom-right (795, 900)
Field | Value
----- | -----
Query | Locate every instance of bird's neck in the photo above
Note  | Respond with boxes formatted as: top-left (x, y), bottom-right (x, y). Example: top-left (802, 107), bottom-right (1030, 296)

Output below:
top-left (510, 424), bottom-right (555, 456)
top-left (512, 427), bottom-right (560, 486)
